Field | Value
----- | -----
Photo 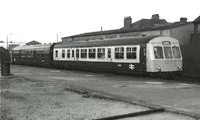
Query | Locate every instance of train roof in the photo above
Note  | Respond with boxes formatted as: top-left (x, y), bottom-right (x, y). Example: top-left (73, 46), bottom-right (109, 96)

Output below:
top-left (12, 44), bottom-right (51, 51)
top-left (55, 35), bottom-right (169, 48)
top-left (55, 36), bottom-right (161, 48)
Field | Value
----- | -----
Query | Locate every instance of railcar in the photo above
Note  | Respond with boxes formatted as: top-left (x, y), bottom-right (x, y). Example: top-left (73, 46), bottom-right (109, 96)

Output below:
top-left (52, 36), bottom-right (182, 76)
top-left (12, 44), bottom-right (54, 67)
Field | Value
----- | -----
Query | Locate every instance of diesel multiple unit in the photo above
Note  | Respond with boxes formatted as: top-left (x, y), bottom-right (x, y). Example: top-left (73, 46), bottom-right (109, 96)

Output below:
top-left (12, 36), bottom-right (182, 76)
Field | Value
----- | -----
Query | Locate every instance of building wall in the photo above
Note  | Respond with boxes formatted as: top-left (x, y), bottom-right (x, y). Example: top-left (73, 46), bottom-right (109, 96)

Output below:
top-left (62, 23), bottom-right (194, 46)
top-left (170, 24), bottom-right (194, 45)
top-left (198, 24), bottom-right (200, 32)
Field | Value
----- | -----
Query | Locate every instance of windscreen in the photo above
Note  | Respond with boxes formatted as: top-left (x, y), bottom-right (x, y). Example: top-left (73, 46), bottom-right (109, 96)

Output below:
top-left (154, 46), bottom-right (164, 59)
top-left (164, 46), bottom-right (173, 59)
top-left (172, 46), bottom-right (181, 59)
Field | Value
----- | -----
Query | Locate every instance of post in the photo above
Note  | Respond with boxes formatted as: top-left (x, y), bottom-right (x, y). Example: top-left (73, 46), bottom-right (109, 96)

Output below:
top-left (57, 33), bottom-right (58, 43)
top-left (6, 34), bottom-right (8, 49)
top-left (0, 47), bottom-right (10, 76)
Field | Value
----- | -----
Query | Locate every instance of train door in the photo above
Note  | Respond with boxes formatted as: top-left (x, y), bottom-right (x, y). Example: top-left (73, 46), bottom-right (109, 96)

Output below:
top-left (107, 48), bottom-right (112, 62)
top-left (140, 45), bottom-right (146, 71)
top-left (71, 49), bottom-right (75, 61)
top-left (75, 48), bottom-right (79, 61)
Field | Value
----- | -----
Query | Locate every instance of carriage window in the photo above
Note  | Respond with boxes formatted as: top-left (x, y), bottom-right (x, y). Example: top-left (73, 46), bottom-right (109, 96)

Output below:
top-left (72, 50), bottom-right (74, 58)
top-left (55, 50), bottom-right (58, 58)
top-left (97, 48), bottom-right (105, 59)
top-left (67, 49), bottom-right (70, 58)
top-left (172, 46), bottom-right (181, 59)
top-left (108, 48), bottom-right (111, 58)
top-left (81, 49), bottom-right (87, 58)
top-left (62, 49), bottom-right (65, 58)
top-left (115, 47), bottom-right (124, 59)
top-left (76, 49), bottom-right (79, 58)
top-left (154, 46), bottom-right (163, 59)
top-left (126, 47), bottom-right (137, 59)
top-left (164, 46), bottom-right (173, 59)
top-left (89, 48), bottom-right (96, 59)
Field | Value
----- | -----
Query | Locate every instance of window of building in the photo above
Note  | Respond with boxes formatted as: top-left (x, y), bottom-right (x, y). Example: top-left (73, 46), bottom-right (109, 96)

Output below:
top-left (154, 46), bottom-right (163, 59)
top-left (55, 50), bottom-right (58, 58)
top-left (81, 49), bottom-right (87, 58)
top-left (76, 49), bottom-right (79, 58)
top-left (115, 47), bottom-right (124, 59)
top-left (62, 49), bottom-right (65, 58)
top-left (126, 47), bottom-right (137, 59)
top-left (97, 48), bottom-right (105, 59)
top-left (172, 46), bottom-right (181, 59)
top-left (164, 46), bottom-right (173, 59)
top-left (89, 48), bottom-right (96, 59)
top-left (108, 48), bottom-right (111, 58)
top-left (67, 49), bottom-right (70, 58)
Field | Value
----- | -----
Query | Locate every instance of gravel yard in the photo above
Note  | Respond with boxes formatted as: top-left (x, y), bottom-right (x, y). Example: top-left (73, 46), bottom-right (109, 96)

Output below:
top-left (0, 76), bottom-right (196, 120)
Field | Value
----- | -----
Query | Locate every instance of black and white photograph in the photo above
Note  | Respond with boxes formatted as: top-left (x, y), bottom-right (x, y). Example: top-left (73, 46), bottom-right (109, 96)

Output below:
top-left (0, 0), bottom-right (200, 119)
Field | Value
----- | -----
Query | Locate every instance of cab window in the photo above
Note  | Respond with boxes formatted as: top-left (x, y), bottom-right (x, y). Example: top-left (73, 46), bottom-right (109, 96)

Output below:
top-left (172, 46), bottom-right (181, 59)
top-left (164, 46), bottom-right (173, 59)
top-left (154, 46), bottom-right (163, 59)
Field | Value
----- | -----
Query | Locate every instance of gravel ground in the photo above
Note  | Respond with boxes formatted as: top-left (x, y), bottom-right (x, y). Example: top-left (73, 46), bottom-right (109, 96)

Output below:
top-left (0, 76), bottom-right (197, 120)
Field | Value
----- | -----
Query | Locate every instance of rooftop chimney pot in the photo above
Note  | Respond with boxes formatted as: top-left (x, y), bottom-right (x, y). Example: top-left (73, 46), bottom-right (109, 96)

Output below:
top-left (180, 17), bottom-right (187, 23)
top-left (151, 14), bottom-right (160, 21)
top-left (124, 16), bottom-right (132, 29)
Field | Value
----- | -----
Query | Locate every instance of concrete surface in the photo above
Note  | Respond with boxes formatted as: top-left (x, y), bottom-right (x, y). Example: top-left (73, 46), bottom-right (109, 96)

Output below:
top-left (10, 65), bottom-right (200, 118)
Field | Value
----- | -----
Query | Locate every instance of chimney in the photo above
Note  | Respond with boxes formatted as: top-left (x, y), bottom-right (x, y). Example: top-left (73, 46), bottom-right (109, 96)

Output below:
top-left (151, 14), bottom-right (159, 22)
top-left (124, 16), bottom-right (132, 29)
top-left (180, 17), bottom-right (187, 23)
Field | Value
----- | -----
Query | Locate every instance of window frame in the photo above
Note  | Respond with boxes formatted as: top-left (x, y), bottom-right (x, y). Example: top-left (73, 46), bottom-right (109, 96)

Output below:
top-left (172, 46), bottom-right (182, 59)
top-left (81, 48), bottom-right (87, 59)
top-left (153, 46), bottom-right (164, 59)
top-left (126, 47), bottom-right (137, 59)
top-left (115, 47), bottom-right (124, 59)
top-left (62, 49), bottom-right (65, 58)
top-left (89, 48), bottom-right (96, 59)
top-left (97, 48), bottom-right (105, 59)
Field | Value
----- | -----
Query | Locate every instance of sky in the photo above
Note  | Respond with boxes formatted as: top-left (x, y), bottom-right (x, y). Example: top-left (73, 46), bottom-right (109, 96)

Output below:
top-left (0, 0), bottom-right (199, 44)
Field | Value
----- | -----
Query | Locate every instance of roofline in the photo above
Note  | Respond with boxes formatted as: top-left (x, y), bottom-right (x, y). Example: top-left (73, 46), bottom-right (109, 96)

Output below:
top-left (62, 22), bottom-right (193, 39)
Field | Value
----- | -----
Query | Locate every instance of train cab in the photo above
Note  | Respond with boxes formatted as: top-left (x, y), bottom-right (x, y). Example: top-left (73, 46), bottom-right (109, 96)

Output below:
top-left (146, 36), bottom-right (182, 73)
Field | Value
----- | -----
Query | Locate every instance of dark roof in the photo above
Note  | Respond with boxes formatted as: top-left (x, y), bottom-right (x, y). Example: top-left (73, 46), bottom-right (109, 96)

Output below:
top-left (62, 22), bottom-right (191, 39)
top-left (55, 35), bottom-right (159, 48)
top-left (193, 16), bottom-right (200, 23)
top-left (26, 40), bottom-right (41, 45)
top-left (131, 19), bottom-right (168, 29)
top-left (13, 44), bottom-right (51, 51)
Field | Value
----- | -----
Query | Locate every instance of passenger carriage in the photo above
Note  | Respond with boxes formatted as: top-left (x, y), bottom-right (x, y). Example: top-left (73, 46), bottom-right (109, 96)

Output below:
top-left (52, 36), bottom-right (182, 75)
top-left (12, 44), bottom-right (54, 67)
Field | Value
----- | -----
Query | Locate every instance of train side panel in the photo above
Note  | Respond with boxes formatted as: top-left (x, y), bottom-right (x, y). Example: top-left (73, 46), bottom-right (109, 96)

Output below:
top-left (52, 45), bottom-right (147, 74)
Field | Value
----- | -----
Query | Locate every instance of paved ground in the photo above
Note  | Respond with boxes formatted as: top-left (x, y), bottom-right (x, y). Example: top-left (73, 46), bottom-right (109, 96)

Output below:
top-left (10, 65), bottom-right (200, 118)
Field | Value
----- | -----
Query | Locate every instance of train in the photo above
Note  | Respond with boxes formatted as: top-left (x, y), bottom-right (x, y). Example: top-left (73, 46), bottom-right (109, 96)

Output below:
top-left (12, 35), bottom-right (182, 77)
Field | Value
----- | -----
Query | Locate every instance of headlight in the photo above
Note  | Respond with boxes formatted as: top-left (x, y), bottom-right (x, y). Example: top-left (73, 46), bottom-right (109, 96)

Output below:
top-left (157, 66), bottom-right (161, 72)
top-left (177, 66), bottom-right (181, 70)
